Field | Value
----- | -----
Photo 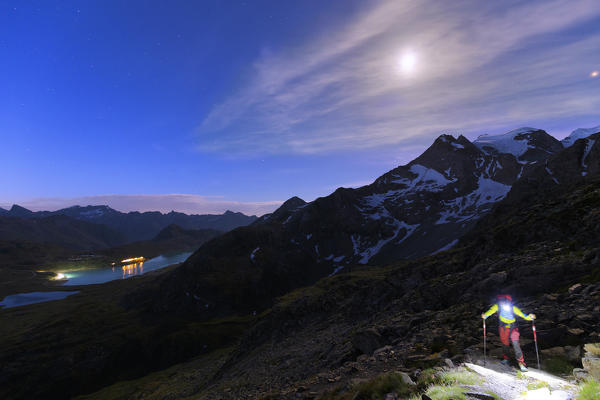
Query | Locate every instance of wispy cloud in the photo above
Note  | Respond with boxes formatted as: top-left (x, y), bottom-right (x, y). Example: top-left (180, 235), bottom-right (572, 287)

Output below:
top-left (197, 0), bottom-right (600, 155)
top-left (1, 195), bottom-right (282, 216)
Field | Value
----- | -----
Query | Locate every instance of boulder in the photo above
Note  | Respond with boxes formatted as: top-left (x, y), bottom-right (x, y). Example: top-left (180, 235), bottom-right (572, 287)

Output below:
top-left (568, 283), bottom-right (583, 294)
top-left (351, 328), bottom-right (385, 355)
top-left (572, 368), bottom-right (589, 380)
top-left (581, 357), bottom-right (600, 380)
top-left (398, 371), bottom-right (416, 386)
top-left (582, 342), bottom-right (600, 380)
top-left (584, 343), bottom-right (600, 357)
top-left (541, 346), bottom-right (566, 358)
top-left (374, 345), bottom-right (393, 356)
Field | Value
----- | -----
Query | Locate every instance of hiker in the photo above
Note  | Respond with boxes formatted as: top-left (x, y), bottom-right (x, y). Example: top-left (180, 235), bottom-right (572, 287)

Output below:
top-left (481, 294), bottom-right (536, 371)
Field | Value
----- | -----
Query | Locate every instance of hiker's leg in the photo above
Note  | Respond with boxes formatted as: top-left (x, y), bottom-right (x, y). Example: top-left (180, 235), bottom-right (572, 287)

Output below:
top-left (510, 328), bottom-right (525, 364)
top-left (499, 326), bottom-right (510, 360)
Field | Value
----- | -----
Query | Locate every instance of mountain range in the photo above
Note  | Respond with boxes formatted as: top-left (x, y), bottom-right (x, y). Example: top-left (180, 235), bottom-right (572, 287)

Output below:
top-left (149, 125), bottom-right (600, 317)
top-left (0, 205), bottom-right (258, 247)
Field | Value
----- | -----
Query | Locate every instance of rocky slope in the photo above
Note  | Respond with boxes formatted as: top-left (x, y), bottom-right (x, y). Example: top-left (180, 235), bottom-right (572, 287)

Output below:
top-left (151, 128), bottom-right (568, 318)
top-left (81, 158), bottom-right (600, 400)
top-left (175, 137), bottom-right (600, 399)
top-left (0, 205), bottom-right (257, 243)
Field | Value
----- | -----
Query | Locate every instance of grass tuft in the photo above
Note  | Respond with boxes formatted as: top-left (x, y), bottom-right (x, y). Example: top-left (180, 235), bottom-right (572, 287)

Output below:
top-left (577, 378), bottom-right (600, 400)
top-left (425, 384), bottom-right (469, 400)
top-left (438, 369), bottom-right (482, 386)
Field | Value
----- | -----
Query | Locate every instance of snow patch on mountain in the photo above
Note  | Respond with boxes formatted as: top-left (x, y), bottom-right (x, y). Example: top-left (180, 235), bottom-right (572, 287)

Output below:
top-left (431, 239), bottom-right (458, 255)
top-left (328, 265), bottom-right (345, 277)
top-left (474, 127), bottom-right (538, 158)
top-left (582, 139), bottom-right (595, 169)
top-left (79, 209), bottom-right (106, 218)
top-left (393, 164), bottom-right (456, 190)
top-left (352, 220), bottom-right (419, 264)
top-left (562, 126), bottom-right (600, 147)
top-left (436, 176), bottom-right (511, 225)
top-left (364, 165), bottom-right (456, 209)
top-left (250, 247), bottom-right (260, 262)
top-left (545, 167), bottom-right (560, 184)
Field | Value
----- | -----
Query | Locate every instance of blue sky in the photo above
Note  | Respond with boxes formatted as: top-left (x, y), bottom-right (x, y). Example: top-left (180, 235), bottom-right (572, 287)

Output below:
top-left (1, 0), bottom-right (599, 215)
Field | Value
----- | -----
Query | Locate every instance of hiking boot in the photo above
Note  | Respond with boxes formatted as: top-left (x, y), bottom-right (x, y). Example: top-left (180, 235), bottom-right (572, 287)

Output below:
top-left (519, 363), bottom-right (528, 372)
top-left (501, 359), bottom-right (510, 366)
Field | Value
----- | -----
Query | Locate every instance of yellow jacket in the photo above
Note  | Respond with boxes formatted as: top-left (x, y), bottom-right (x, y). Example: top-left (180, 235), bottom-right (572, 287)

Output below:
top-left (483, 303), bottom-right (533, 325)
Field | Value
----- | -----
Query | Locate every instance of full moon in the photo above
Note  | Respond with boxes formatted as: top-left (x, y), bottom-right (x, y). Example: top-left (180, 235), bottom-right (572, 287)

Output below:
top-left (398, 52), bottom-right (417, 74)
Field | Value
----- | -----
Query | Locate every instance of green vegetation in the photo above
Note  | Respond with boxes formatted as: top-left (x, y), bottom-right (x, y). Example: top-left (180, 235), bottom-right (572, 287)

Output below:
top-left (438, 369), bottom-right (482, 386)
top-left (577, 378), bottom-right (600, 400)
top-left (317, 372), bottom-right (413, 400)
top-left (485, 390), bottom-right (503, 400)
top-left (527, 380), bottom-right (551, 391)
top-left (424, 384), bottom-right (469, 400)
top-left (417, 368), bottom-right (440, 388)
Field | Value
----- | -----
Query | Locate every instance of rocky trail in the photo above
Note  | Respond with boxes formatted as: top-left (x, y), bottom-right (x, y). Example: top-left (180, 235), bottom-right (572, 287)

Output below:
top-left (464, 361), bottom-right (577, 399)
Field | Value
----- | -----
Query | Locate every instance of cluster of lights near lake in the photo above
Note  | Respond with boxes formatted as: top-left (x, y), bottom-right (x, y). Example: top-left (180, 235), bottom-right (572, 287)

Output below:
top-left (1, 253), bottom-right (193, 309)
top-left (57, 252), bottom-right (192, 286)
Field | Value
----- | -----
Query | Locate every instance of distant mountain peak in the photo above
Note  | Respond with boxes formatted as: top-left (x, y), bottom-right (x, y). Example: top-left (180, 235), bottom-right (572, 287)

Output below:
top-left (281, 196), bottom-right (306, 208)
top-left (474, 127), bottom-right (562, 162)
top-left (8, 204), bottom-right (34, 217)
top-left (562, 125), bottom-right (600, 148)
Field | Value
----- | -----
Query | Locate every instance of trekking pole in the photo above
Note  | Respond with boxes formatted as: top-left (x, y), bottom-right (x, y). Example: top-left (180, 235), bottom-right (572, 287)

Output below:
top-left (532, 319), bottom-right (540, 369)
top-left (483, 318), bottom-right (487, 366)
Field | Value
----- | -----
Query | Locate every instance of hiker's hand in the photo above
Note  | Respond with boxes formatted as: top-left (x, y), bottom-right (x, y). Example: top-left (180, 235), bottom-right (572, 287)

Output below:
top-left (481, 313), bottom-right (486, 319)
top-left (529, 314), bottom-right (536, 320)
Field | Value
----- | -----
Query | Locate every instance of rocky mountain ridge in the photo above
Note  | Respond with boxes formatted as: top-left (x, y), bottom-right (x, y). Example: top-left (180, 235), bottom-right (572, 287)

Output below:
top-left (181, 133), bottom-right (600, 399)
top-left (152, 127), bottom-right (600, 318)
top-left (85, 139), bottom-right (600, 400)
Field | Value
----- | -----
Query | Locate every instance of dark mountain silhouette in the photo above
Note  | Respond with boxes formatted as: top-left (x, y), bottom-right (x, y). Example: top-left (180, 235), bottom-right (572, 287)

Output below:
top-left (0, 215), bottom-right (126, 251)
top-left (1, 205), bottom-right (258, 243)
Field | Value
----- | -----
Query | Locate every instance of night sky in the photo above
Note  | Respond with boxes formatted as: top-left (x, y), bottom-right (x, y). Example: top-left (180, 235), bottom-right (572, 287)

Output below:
top-left (1, 0), bottom-right (599, 215)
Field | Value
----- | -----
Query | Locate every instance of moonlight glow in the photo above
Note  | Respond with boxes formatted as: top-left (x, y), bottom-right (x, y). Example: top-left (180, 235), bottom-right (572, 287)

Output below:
top-left (398, 51), bottom-right (418, 75)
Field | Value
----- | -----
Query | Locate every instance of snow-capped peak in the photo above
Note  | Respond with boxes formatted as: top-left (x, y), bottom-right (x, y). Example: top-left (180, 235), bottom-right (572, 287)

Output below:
top-left (561, 126), bottom-right (600, 148)
top-left (473, 127), bottom-right (539, 158)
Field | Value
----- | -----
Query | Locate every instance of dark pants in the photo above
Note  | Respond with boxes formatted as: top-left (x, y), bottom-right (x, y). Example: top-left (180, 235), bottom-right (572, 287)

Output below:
top-left (499, 326), bottom-right (524, 364)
